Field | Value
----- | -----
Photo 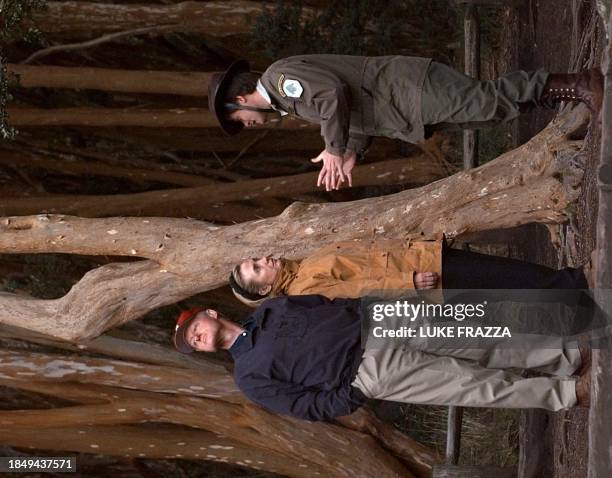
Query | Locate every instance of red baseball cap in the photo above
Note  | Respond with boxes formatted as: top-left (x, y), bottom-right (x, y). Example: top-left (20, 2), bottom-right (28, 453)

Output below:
top-left (173, 308), bottom-right (204, 354)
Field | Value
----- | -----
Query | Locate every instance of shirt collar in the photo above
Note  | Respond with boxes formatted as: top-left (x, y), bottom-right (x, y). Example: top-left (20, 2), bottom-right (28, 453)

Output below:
top-left (256, 80), bottom-right (288, 116)
top-left (228, 315), bottom-right (258, 357)
top-left (271, 259), bottom-right (302, 295)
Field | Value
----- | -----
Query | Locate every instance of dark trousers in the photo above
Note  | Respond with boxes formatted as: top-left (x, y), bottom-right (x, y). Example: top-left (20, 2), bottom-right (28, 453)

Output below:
top-left (442, 248), bottom-right (588, 290)
top-left (439, 248), bottom-right (597, 337)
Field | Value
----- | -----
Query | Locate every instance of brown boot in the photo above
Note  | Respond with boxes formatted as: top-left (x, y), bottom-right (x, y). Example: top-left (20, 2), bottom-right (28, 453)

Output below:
top-left (575, 364), bottom-right (591, 407)
top-left (542, 68), bottom-right (603, 113)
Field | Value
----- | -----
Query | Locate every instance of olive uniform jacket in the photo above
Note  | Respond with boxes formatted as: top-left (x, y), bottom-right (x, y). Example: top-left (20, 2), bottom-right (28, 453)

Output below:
top-left (271, 239), bottom-right (442, 300)
top-left (259, 55), bottom-right (432, 156)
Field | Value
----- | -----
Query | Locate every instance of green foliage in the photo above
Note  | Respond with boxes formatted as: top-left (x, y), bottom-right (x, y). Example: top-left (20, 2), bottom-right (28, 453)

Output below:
top-left (250, 0), bottom-right (405, 58)
top-left (0, 0), bottom-right (47, 140)
top-left (0, 0), bottom-right (46, 44)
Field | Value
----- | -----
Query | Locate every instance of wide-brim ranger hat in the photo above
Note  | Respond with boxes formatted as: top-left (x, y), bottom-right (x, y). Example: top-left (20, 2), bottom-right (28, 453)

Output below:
top-left (208, 59), bottom-right (251, 136)
top-left (173, 307), bottom-right (204, 354)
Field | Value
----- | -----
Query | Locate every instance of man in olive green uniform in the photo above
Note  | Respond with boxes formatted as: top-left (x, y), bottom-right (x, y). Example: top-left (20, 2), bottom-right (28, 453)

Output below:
top-left (208, 55), bottom-right (603, 190)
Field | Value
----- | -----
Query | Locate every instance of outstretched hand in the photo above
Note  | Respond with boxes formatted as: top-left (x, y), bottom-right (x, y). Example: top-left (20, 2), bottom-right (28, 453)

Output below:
top-left (414, 272), bottom-right (439, 289)
top-left (312, 150), bottom-right (345, 191)
top-left (311, 149), bottom-right (357, 191)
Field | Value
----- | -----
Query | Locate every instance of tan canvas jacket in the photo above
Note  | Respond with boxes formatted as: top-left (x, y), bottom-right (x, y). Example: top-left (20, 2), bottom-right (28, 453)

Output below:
top-left (271, 239), bottom-right (442, 299)
top-left (259, 55), bottom-right (432, 156)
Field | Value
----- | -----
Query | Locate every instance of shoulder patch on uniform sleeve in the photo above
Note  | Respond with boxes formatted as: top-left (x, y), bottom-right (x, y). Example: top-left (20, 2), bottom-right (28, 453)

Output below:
top-left (277, 74), bottom-right (286, 98)
top-left (281, 78), bottom-right (303, 99)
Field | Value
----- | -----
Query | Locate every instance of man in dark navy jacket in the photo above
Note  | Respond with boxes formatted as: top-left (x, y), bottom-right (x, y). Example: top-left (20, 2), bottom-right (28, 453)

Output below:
top-left (173, 295), bottom-right (591, 421)
top-left (174, 295), bottom-right (366, 421)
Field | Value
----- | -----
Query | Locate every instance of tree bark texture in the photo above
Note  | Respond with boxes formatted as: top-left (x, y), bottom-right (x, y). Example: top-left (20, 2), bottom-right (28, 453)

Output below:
top-left (432, 465), bottom-right (517, 478)
top-left (7, 107), bottom-right (314, 130)
top-left (8, 64), bottom-right (212, 97)
top-left (0, 107), bottom-right (590, 341)
top-left (0, 351), bottom-right (435, 477)
top-left (0, 155), bottom-right (447, 218)
top-left (32, 1), bottom-right (276, 37)
top-left (0, 424), bottom-right (323, 474)
top-left (1, 424), bottom-right (307, 474)
top-left (0, 349), bottom-right (239, 401)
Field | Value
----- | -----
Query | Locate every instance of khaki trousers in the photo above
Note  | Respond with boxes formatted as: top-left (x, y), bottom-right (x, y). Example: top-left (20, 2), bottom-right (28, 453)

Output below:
top-left (352, 334), bottom-right (580, 411)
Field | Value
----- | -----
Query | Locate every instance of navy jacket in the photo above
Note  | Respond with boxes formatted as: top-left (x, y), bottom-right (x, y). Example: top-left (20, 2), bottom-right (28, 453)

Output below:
top-left (229, 295), bottom-right (367, 421)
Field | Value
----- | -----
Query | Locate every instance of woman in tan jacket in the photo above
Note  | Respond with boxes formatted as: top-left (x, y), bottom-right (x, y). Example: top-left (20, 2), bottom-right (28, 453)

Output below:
top-left (228, 239), bottom-right (591, 306)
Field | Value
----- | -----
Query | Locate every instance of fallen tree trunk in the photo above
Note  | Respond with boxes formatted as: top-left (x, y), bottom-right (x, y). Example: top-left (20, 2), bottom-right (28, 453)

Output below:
top-left (7, 107), bottom-right (313, 129)
top-left (8, 64), bottom-right (212, 97)
top-left (0, 107), bottom-right (589, 340)
top-left (0, 156), bottom-right (447, 218)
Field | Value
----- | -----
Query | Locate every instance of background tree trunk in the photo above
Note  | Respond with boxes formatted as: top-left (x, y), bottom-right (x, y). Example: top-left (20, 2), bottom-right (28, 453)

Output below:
top-left (0, 155), bottom-right (448, 218)
top-left (32, 1), bottom-right (279, 37)
top-left (7, 107), bottom-right (313, 129)
top-left (0, 151), bottom-right (216, 186)
top-left (8, 64), bottom-right (212, 97)
top-left (86, 127), bottom-right (333, 155)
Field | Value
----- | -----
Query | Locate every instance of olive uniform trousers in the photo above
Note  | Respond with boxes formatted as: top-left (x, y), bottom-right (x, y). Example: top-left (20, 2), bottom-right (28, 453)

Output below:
top-left (421, 61), bottom-right (549, 132)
